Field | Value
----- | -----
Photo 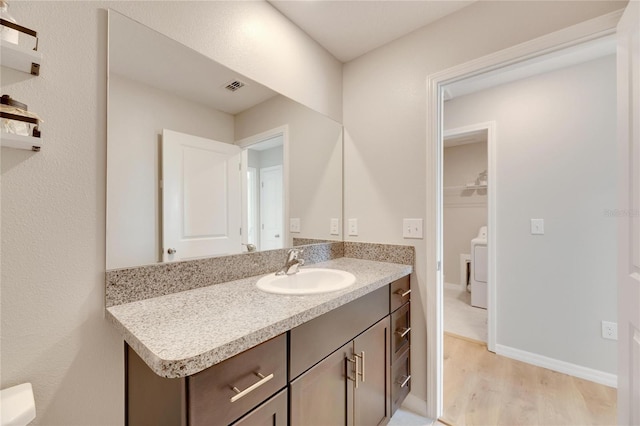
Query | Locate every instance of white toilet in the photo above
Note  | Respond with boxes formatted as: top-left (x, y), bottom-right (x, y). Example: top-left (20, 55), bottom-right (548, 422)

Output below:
top-left (1, 383), bottom-right (36, 426)
top-left (470, 226), bottom-right (488, 309)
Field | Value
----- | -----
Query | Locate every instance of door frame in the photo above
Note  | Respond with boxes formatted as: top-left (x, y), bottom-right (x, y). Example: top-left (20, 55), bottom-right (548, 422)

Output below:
top-left (237, 125), bottom-right (289, 250)
top-left (425, 10), bottom-right (623, 419)
top-left (442, 122), bottom-right (496, 352)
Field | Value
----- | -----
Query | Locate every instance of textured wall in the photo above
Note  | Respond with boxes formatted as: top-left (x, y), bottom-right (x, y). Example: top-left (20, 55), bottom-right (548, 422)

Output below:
top-left (0, 2), bottom-right (341, 424)
top-left (342, 0), bottom-right (625, 405)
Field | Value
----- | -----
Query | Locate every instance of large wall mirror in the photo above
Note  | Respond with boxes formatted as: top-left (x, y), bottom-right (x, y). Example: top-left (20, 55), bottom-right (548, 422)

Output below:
top-left (106, 10), bottom-right (343, 270)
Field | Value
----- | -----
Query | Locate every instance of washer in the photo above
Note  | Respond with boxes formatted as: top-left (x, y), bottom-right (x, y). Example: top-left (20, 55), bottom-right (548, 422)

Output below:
top-left (470, 226), bottom-right (487, 309)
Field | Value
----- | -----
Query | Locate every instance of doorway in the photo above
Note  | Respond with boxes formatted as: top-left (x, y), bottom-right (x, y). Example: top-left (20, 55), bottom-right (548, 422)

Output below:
top-left (442, 124), bottom-right (493, 347)
top-left (238, 128), bottom-right (288, 251)
top-left (426, 16), bottom-right (621, 419)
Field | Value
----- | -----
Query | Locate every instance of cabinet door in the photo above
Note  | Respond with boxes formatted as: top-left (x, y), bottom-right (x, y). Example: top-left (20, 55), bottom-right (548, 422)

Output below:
top-left (353, 317), bottom-right (391, 426)
top-left (290, 341), bottom-right (352, 426)
top-left (231, 389), bottom-right (287, 426)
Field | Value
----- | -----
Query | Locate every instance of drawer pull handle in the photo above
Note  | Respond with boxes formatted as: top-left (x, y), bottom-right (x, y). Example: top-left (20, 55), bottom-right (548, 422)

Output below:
top-left (395, 289), bottom-right (411, 298)
top-left (396, 327), bottom-right (411, 338)
top-left (397, 375), bottom-right (411, 388)
top-left (230, 372), bottom-right (274, 403)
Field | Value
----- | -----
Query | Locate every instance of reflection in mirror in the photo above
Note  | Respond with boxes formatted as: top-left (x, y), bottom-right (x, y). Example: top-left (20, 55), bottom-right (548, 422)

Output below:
top-left (106, 10), bottom-right (343, 270)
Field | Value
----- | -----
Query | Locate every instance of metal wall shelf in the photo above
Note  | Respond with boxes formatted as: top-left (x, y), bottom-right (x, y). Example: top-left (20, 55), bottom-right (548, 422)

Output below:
top-left (0, 19), bottom-right (41, 75)
top-left (1, 132), bottom-right (42, 152)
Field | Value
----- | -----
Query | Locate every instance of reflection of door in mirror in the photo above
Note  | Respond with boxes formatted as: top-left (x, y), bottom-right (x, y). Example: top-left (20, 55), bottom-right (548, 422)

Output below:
top-left (240, 132), bottom-right (285, 251)
top-left (162, 129), bottom-right (242, 261)
top-left (260, 165), bottom-right (283, 250)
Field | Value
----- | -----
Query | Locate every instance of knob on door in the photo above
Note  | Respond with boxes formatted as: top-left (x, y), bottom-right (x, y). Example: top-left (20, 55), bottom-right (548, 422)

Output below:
top-left (167, 248), bottom-right (177, 255)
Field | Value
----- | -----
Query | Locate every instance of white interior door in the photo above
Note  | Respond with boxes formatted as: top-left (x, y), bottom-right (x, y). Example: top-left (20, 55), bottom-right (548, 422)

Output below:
top-left (162, 129), bottom-right (241, 261)
top-left (259, 165), bottom-right (283, 250)
top-left (617, 2), bottom-right (640, 424)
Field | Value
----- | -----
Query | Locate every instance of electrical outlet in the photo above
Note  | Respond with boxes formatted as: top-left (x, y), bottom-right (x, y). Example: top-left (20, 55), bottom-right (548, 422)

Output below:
top-left (290, 218), bottom-right (301, 233)
top-left (601, 321), bottom-right (618, 340)
top-left (348, 218), bottom-right (358, 236)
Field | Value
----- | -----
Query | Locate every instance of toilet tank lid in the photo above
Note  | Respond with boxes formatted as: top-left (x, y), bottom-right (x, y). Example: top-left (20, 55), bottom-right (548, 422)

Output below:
top-left (1, 383), bottom-right (36, 426)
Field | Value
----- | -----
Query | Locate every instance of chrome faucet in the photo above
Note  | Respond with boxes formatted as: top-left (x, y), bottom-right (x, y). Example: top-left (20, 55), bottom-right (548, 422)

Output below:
top-left (276, 248), bottom-right (305, 275)
top-left (242, 243), bottom-right (257, 253)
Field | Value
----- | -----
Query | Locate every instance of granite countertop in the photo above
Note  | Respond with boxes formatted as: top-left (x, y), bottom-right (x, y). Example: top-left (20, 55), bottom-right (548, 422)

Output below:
top-left (106, 257), bottom-right (412, 378)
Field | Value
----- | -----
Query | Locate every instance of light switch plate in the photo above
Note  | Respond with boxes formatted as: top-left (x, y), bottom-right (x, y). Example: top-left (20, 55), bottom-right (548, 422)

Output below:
top-left (531, 218), bottom-right (544, 235)
top-left (348, 218), bottom-right (358, 236)
top-left (290, 218), bottom-right (301, 233)
top-left (330, 218), bottom-right (340, 235)
top-left (403, 218), bottom-right (423, 239)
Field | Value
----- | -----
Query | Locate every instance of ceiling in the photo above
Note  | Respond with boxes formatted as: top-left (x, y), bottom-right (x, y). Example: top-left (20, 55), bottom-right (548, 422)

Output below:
top-left (268, 0), bottom-right (475, 62)
top-left (109, 11), bottom-right (278, 114)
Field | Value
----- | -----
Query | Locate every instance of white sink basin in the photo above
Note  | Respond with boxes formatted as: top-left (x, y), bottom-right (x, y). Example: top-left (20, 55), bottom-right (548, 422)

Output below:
top-left (256, 268), bottom-right (356, 295)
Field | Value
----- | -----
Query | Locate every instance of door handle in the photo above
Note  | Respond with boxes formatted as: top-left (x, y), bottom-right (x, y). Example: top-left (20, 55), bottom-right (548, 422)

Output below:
top-left (274, 234), bottom-right (280, 238)
top-left (347, 355), bottom-right (359, 388)
top-left (167, 248), bottom-right (176, 255)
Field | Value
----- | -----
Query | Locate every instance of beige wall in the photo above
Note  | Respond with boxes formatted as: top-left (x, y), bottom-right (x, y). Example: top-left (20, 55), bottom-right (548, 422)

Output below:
top-left (443, 142), bottom-right (488, 286)
top-left (444, 55), bottom-right (617, 374)
top-left (235, 95), bottom-right (343, 242)
top-left (107, 74), bottom-right (235, 269)
top-left (0, 2), bottom-right (341, 424)
top-left (343, 0), bottom-right (625, 404)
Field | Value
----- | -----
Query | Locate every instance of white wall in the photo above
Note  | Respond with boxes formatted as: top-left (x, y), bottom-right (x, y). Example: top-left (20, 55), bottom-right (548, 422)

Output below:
top-left (0, 2), bottom-right (341, 424)
top-left (443, 142), bottom-right (487, 286)
top-left (444, 55), bottom-right (617, 374)
top-left (236, 95), bottom-right (343, 243)
top-left (107, 74), bottom-right (234, 269)
top-left (342, 0), bottom-right (625, 403)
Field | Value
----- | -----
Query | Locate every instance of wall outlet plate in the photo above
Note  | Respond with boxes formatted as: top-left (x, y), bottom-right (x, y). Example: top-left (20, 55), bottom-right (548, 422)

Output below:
top-left (330, 218), bottom-right (339, 235)
top-left (601, 321), bottom-right (618, 340)
top-left (348, 218), bottom-right (358, 236)
top-left (531, 218), bottom-right (544, 235)
top-left (403, 218), bottom-right (423, 239)
top-left (290, 218), bottom-right (301, 233)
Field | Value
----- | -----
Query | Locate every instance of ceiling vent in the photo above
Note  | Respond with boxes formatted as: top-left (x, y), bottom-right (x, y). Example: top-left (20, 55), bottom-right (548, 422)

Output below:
top-left (223, 80), bottom-right (246, 92)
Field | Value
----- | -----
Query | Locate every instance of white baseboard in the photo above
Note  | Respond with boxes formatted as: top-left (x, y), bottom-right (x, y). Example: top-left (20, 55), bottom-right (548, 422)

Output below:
top-left (495, 344), bottom-right (617, 388)
top-left (400, 393), bottom-right (428, 417)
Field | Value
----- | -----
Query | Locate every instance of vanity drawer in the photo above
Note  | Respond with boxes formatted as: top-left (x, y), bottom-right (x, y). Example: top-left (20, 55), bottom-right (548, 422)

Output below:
top-left (391, 347), bottom-right (411, 415)
top-left (188, 334), bottom-right (287, 426)
top-left (390, 275), bottom-right (411, 312)
top-left (391, 302), bottom-right (410, 361)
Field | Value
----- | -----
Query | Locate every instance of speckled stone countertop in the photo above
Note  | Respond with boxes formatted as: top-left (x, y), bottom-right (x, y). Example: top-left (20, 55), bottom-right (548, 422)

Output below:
top-left (106, 257), bottom-right (411, 378)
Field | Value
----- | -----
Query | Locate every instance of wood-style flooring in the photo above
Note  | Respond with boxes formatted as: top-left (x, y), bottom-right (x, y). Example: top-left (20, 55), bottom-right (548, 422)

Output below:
top-left (442, 333), bottom-right (617, 426)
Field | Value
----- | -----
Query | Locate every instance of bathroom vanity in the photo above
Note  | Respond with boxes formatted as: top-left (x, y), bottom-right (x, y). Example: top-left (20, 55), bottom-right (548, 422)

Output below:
top-left (106, 257), bottom-right (412, 426)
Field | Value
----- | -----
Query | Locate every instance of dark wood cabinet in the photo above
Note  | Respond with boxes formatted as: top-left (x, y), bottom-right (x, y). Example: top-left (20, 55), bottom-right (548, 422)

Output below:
top-left (389, 277), bottom-right (411, 417)
top-left (126, 334), bottom-right (287, 426)
top-left (352, 317), bottom-right (391, 426)
top-left (126, 275), bottom-right (411, 426)
top-left (290, 341), bottom-right (352, 426)
top-left (231, 389), bottom-right (287, 426)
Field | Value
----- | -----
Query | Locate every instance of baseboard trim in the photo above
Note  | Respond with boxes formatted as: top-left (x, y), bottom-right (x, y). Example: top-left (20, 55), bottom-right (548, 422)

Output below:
top-left (401, 393), bottom-right (428, 417)
top-left (495, 344), bottom-right (617, 388)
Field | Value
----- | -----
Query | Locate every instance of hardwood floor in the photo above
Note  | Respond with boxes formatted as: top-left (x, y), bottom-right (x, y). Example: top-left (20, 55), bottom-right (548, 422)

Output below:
top-left (442, 333), bottom-right (617, 426)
